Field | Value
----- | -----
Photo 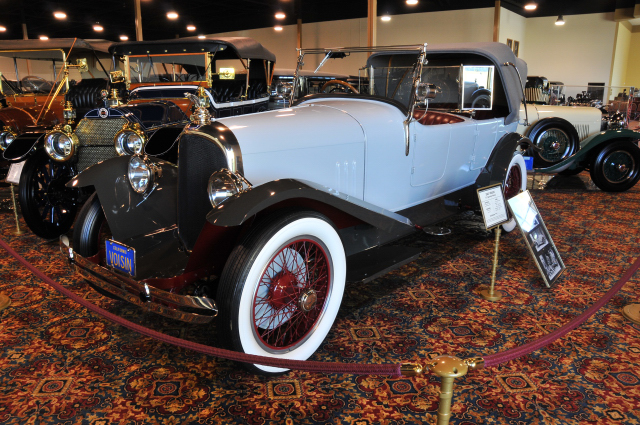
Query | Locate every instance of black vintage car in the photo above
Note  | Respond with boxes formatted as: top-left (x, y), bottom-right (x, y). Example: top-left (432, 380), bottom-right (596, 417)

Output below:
top-left (5, 36), bottom-right (275, 239)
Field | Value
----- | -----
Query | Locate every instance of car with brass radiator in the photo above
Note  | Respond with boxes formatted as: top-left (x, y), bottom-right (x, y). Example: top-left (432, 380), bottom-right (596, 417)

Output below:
top-left (4, 36), bottom-right (275, 239)
top-left (63, 42), bottom-right (532, 374)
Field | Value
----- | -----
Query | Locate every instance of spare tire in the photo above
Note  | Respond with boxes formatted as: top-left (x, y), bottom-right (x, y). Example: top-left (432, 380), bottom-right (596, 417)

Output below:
top-left (528, 118), bottom-right (580, 167)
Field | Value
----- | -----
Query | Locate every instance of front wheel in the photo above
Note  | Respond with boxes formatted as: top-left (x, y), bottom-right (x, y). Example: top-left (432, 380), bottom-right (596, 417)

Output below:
top-left (502, 152), bottom-right (527, 232)
top-left (18, 153), bottom-right (78, 239)
top-left (73, 192), bottom-right (108, 258)
top-left (590, 141), bottom-right (640, 192)
top-left (217, 211), bottom-right (346, 375)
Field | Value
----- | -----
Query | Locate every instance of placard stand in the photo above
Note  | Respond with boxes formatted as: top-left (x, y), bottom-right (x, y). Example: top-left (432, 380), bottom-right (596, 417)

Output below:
top-left (9, 184), bottom-right (24, 236)
top-left (479, 227), bottom-right (503, 301)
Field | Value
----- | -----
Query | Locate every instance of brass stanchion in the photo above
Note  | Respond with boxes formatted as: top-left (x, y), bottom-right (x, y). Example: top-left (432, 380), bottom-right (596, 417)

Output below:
top-left (479, 227), bottom-right (503, 301)
top-left (622, 304), bottom-right (640, 325)
top-left (429, 356), bottom-right (469, 425)
top-left (10, 184), bottom-right (24, 236)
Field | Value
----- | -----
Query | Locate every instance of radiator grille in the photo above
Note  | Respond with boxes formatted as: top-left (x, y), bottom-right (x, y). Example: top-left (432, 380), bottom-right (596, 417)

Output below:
top-left (75, 118), bottom-right (128, 172)
top-left (178, 133), bottom-right (228, 250)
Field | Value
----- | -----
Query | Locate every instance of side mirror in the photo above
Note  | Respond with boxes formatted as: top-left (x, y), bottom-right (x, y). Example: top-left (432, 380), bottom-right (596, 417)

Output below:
top-left (76, 58), bottom-right (88, 72)
top-left (110, 71), bottom-right (125, 84)
top-left (415, 82), bottom-right (438, 104)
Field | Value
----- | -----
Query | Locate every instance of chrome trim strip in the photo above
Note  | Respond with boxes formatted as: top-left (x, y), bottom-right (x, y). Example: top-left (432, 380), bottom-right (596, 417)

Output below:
top-left (61, 240), bottom-right (217, 324)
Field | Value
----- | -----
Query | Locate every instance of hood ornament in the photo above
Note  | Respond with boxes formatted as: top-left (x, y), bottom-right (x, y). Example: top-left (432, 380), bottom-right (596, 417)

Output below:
top-left (186, 87), bottom-right (213, 126)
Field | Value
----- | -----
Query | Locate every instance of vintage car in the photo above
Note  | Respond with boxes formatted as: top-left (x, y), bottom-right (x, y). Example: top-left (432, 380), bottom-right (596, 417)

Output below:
top-left (4, 37), bottom-right (275, 239)
top-left (0, 38), bottom-right (113, 180)
top-left (62, 42), bottom-right (531, 374)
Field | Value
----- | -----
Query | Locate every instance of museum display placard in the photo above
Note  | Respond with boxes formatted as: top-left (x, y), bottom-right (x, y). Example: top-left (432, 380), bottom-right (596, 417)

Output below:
top-left (507, 190), bottom-right (565, 287)
top-left (477, 183), bottom-right (509, 230)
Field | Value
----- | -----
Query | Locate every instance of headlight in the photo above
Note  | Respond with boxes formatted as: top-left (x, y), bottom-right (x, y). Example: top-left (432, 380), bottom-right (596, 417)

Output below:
top-left (0, 130), bottom-right (17, 151)
top-left (128, 155), bottom-right (161, 194)
top-left (44, 129), bottom-right (78, 161)
top-left (207, 169), bottom-right (251, 207)
top-left (115, 128), bottom-right (146, 156)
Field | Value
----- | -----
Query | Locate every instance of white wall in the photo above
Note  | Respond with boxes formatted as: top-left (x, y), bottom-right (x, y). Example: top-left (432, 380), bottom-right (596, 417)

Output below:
top-left (499, 8), bottom-right (527, 58)
top-left (522, 13), bottom-right (616, 87)
top-left (625, 29), bottom-right (640, 88)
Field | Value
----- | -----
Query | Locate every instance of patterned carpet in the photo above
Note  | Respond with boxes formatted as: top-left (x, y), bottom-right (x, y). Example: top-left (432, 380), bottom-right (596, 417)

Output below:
top-left (1, 173), bottom-right (640, 424)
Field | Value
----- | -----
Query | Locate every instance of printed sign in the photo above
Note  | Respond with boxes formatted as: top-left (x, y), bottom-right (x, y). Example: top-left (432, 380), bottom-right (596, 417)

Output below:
top-left (477, 183), bottom-right (510, 230)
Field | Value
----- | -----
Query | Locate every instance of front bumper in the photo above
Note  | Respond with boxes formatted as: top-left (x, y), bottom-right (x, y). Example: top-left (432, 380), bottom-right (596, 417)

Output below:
top-left (60, 237), bottom-right (217, 324)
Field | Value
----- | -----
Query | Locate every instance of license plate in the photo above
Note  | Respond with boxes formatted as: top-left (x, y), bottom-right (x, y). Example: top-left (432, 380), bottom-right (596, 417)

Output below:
top-left (105, 240), bottom-right (136, 277)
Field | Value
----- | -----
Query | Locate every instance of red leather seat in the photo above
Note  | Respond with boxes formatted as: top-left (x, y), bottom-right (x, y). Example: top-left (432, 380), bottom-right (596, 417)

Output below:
top-left (413, 110), bottom-right (465, 125)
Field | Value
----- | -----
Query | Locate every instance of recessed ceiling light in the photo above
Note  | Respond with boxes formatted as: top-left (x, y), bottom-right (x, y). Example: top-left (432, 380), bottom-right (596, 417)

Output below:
top-left (555, 15), bottom-right (565, 25)
top-left (39, 35), bottom-right (49, 40)
top-left (0, 26), bottom-right (6, 32)
top-left (275, 12), bottom-right (286, 19)
top-left (274, 26), bottom-right (283, 31)
top-left (187, 25), bottom-right (196, 31)
top-left (381, 15), bottom-right (391, 21)
top-left (120, 35), bottom-right (129, 41)
top-left (406, 0), bottom-right (418, 5)
top-left (198, 35), bottom-right (206, 39)
top-left (167, 12), bottom-right (179, 19)
top-left (93, 24), bottom-right (103, 32)
top-left (54, 11), bottom-right (67, 19)
top-left (524, 3), bottom-right (537, 10)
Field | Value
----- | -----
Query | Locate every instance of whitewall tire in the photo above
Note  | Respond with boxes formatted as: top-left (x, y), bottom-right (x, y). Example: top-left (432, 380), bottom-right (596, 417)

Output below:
top-left (217, 211), bottom-right (346, 374)
top-left (502, 152), bottom-right (527, 232)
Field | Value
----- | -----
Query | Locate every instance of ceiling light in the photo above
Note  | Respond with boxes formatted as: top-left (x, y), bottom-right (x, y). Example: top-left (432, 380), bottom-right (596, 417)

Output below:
top-left (275, 12), bottom-right (286, 19)
top-left (120, 35), bottom-right (129, 41)
top-left (555, 15), bottom-right (565, 25)
top-left (198, 35), bottom-right (206, 39)
top-left (0, 26), bottom-right (6, 32)
top-left (524, 3), bottom-right (537, 10)
top-left (274, 26), bottom-right (283, 31)
top-left (187, 25), bottom-right (196, 31)
top-left (381, 15), bottom-right (391, 21)
top-left (53, 11), bottom-right (67, 19)
top-left (167, 12), bottom-right (179, 19)
top-left (406, 0), bottom-right (418, 5)
top-left (93, 24), bottom-right (103, 32)
top-left (39, 35), bottom-right (49, 40)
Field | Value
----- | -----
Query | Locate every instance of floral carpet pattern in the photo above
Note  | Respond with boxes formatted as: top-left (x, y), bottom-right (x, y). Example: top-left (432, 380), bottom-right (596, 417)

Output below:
top-left (1, 174), bottom-right (640, 424)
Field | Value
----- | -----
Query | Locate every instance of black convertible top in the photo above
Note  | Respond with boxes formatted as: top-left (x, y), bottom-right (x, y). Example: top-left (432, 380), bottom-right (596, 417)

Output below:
top-left (110, 36), bottom-right (276, 62)
top-left (0, 38), bottom-right (113, 59)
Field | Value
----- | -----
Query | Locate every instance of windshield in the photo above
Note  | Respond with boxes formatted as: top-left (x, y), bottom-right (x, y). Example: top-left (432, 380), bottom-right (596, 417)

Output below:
top-left (128, 53), bottom-right (207, 83)
top-left (119, 103), bottom-right (188, 128)
top-left (129, 87), bottom-right (198, 100)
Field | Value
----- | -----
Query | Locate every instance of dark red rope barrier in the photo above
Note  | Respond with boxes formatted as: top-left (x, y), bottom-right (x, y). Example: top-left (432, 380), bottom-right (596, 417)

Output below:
top-left (483, 256), bottom-right (640, 367)
top-left (0, 238), bottom-right (402, 376)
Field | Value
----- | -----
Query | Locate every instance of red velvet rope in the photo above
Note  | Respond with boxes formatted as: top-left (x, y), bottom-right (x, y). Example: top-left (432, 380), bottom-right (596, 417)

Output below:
top-left (0, 238), bottom-right (401, 376)
top-left (483, 255), bottom-right (640, 367)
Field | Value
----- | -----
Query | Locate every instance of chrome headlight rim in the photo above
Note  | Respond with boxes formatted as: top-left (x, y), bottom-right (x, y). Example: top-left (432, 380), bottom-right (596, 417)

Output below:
top-left (128, 154), bottom-right (161, 195)
top-left (114, 127), bottom-right (147, 156)
top-left (207, 169), bottom-right (251, 207)
top-left (0, 129), bottom-right (17, 151)
top-left (44, 129), bottom-right (78, 162)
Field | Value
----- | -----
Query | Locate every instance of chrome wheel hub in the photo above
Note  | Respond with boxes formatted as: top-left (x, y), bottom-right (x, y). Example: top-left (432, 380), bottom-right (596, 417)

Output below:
top-left (298, 289), bottom-right (318, 312)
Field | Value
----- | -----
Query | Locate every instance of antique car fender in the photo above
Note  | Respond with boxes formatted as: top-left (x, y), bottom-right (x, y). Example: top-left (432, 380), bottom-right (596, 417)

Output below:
top-left (517, 104), bottom-right (601, 141)
top-left (2, 131), bottom-right (45, 162)
top-left (474, 132), bottom-right (533, 189)
top-left (534, 129), bottom-right (640, 174)
top-left (205, 178), bottom-right (415, 236)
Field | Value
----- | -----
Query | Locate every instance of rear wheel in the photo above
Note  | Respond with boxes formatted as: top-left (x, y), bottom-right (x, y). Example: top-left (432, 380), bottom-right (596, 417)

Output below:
top-left (502, 152), bottom-right (527, 232)
top-left (590, 141), bottom-right (640, 192)
top-left (217, 211), bottom-right (346, 375)
top-left (18, 153), bottom-right (78, 239)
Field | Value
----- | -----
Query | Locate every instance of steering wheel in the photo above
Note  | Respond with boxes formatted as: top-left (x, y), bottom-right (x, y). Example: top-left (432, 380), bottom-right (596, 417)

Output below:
top-left (21, 76), bottom-right (51, 92)
top-left (320, 79), bottom-right (359, 94)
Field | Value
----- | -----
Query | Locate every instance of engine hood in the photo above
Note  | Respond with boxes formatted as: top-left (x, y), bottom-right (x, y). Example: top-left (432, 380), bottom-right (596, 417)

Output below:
top-left (216, 102), bottom-right (366, 155)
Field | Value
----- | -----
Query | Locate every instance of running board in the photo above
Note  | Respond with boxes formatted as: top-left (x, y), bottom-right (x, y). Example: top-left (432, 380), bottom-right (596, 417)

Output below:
top-left (346, 245), bottom-right (422, 284)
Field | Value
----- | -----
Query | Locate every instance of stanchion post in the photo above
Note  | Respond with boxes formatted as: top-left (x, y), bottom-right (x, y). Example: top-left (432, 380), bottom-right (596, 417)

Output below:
top-left (622, 304), bottom-right (640, 324)
top-left (10, 184), bottom-right (24, 236)
top-left (428, 356), bottom-right (469, 425)
top-left (480, 226), bottom-right (503, 301)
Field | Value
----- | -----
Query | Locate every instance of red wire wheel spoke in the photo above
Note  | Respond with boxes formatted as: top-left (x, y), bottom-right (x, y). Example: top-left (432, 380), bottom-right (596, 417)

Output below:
top-left (253, 238), bottom-right (331, 351)
top-left (504, 162), bottom-right (522, 200)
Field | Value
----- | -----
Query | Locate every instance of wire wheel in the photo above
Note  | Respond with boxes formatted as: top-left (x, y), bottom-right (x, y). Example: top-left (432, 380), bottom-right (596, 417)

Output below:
top-left (253, 238), bottom-right (331, 352)
top-left (537, 129), bottom-right (572, 163)
top-left (590, 141), bottom-right (640, 192)
top-left (602, 150), bottom-right (636, 184)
